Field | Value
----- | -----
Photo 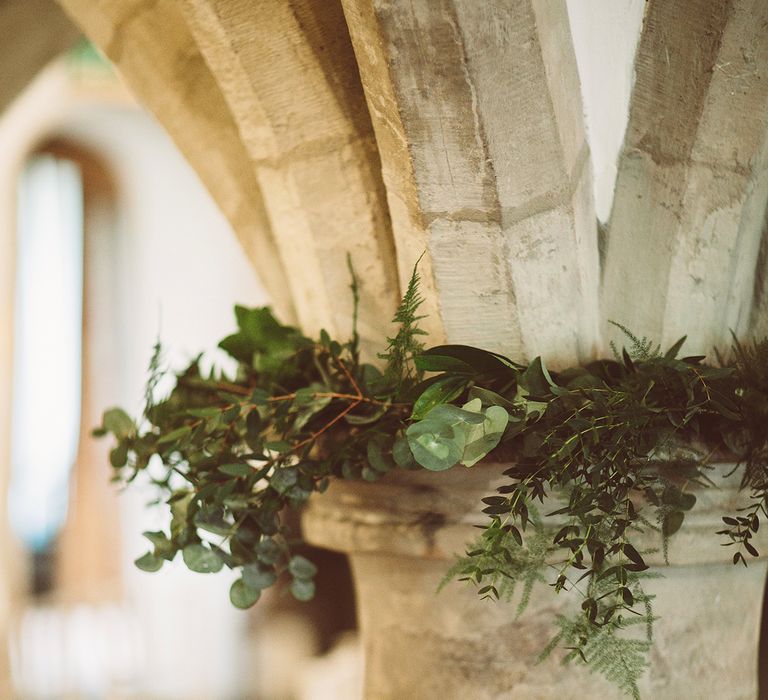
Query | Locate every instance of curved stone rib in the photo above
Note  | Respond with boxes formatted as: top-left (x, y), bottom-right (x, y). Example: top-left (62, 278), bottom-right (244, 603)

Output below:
top-left (0, 0), bottom-right (81, 115)
top-left (341, 0), bottom-right (600, 365)
top-left (179, 0), bottom-right (400, 349)
top-left (603, 0), bottom-right (768, 352)
top-left (55, 0), bottom-right (297, 323)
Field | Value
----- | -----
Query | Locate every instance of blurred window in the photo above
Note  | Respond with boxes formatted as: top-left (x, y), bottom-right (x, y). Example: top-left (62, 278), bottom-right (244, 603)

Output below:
top-left (8, 153), bottom-right (84, 585)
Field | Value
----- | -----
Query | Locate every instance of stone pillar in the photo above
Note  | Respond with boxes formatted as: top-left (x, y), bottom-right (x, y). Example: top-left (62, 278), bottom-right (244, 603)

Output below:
top-left (303, 463), bottom-right (767, 699)
top-left (603, 0), bottom-right (768, 351)
top-left (341, 0), bottom-right (601, 365)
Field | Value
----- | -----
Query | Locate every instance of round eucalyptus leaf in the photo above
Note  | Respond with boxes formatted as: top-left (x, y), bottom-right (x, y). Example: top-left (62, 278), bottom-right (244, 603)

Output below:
top-left (243, 563), bottom-right (277, 590)
top-left (271, 467), bottom-right (298, 494)
top-left (392, 435), bottom-right (417, 468)
top-left (406, 419), bottom-right (462, 471)
top-left (256, 538), bottom-right (282, 565)
top-left (230, 579), bottom-right (261, 609)
top-left (288, 555), bottom-right (318, 580)
top-left (182, 544), bottom-right (223, 573)
top-left (135, 552), bottom-right (163, 572)
top-left (290, 578), bottom-right (316, 602)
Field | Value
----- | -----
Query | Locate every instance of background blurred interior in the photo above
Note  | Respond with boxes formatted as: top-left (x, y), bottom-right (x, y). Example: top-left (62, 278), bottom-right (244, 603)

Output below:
top-left (1, 41), bottom-right (361, 700)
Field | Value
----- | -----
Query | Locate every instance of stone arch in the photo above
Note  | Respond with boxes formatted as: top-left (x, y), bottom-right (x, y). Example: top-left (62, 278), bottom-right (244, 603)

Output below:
top-left (55, 0), bottom-right (297, 323)
top-left (177, 0), bottom-right (402, 348)
top-left (0, 0), bottom-right (81, 114)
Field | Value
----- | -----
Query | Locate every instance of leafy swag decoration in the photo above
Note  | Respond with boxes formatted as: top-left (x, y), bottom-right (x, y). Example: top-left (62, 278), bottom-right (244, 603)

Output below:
top-left (98, 266), bottom-right (768, 699)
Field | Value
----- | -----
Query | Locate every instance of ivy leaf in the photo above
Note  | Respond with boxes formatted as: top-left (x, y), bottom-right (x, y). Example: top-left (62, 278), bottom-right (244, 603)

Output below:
top-left (345, 402), bottom-right (388, 425)
top-left (294, 394), bottom-right (331, 431)
top-left (218, 306), bottom-right (310, 375)
top-left (414, 354), bottom-right (473, 373)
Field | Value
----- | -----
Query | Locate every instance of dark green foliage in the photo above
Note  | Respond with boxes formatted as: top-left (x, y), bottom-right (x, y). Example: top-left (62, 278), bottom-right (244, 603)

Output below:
top-left (440, 508), bottom-right (552, 617)
top-left (715, 336), bottom-right (768, 564)
top-left (96, 265), bottom-right (768, 700)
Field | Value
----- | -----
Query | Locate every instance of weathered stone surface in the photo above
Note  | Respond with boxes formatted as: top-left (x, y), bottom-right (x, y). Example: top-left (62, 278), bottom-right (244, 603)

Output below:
top-left (603, 0), bottom-right (768, 352)
top-left (341, 0), bottom-right (600, 365)
top-left (55, 0), bottom-right (297, 323)
top-left (0, 0), bottom-right (80, 115)
top-left (303, 463), bottom-right (766, 699)
top-left (177, 0), bottom-right (400, 349)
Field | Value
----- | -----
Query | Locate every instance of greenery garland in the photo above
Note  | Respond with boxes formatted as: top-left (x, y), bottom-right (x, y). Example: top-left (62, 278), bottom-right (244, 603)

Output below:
top-left (97, 265), bottom-right (768, 698)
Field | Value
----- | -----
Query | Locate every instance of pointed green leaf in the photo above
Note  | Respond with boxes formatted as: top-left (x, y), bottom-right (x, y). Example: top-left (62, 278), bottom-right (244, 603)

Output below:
top-left (411, 376), bottom-right (467, 420)
top-left (218, 463), bottom-right (252, 477)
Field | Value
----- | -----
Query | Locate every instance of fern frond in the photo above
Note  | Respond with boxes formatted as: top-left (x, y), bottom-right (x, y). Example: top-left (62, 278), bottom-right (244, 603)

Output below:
top-left (440, 510), bottom-right (551, 617)
top-left (608, 321), bottom-right (660, 361)
top-left (548, 614), bottom-right (651, 700)
top-left (378, 256), bottom-right (427, 389)
top-left (143, 337), bottom-right (165, 418)
top-left (545, 572), bottom-right (656, 699)
top-left (731, 333), bottom-right (768, 393)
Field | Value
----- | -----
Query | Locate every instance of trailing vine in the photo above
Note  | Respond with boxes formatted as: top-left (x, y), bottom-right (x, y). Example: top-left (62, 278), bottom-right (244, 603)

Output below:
top-left (97, 267), bottom-right (768, 698)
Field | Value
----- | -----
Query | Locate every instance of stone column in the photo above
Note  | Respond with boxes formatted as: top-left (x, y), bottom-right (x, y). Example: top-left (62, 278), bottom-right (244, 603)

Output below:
top-left (303, 462), bottom-right (767, 699)
top-left (341, 0), bottom-right (601, 365)
top-left (603, 0), bottom-right (768, 351)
